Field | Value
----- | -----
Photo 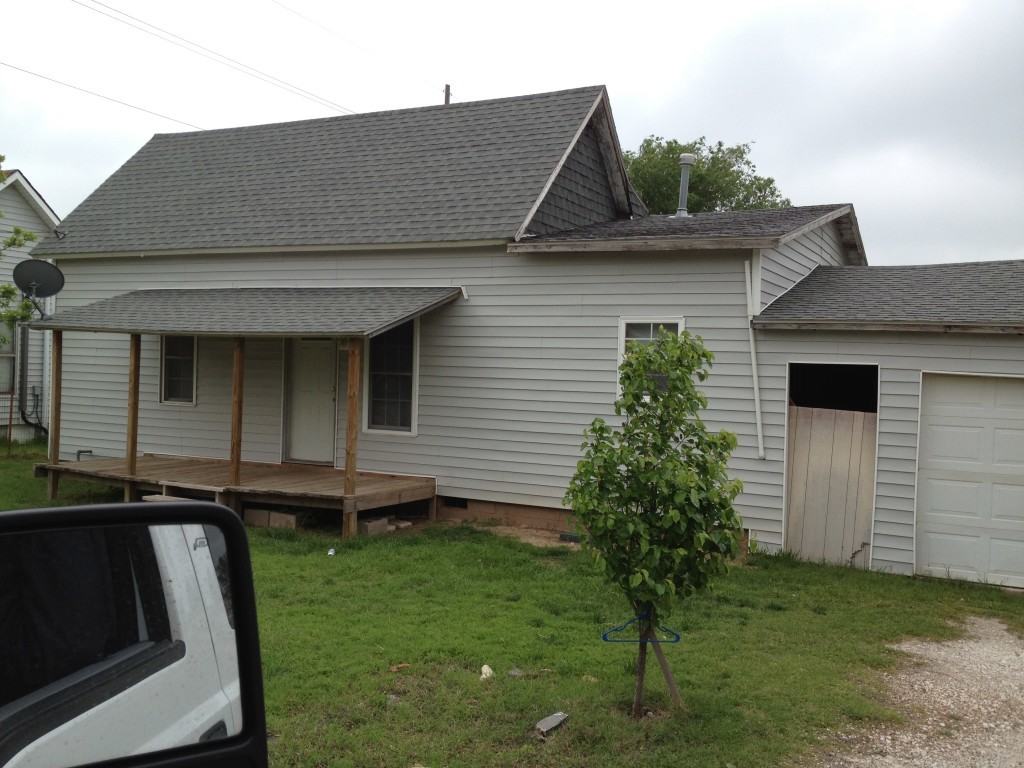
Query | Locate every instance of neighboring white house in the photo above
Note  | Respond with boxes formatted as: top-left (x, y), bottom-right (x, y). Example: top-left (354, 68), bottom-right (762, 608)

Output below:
top-left (31, 86), bottom-right (1024, 587)
top-left (0, 170), bottom-right (59, 440)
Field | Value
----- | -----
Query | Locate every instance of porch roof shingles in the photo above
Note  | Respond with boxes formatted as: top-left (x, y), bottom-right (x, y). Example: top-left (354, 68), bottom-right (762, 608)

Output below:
top-left (753, 261), bottom-right (1024, 330)
top-left (31, 286), bottom-right (463, 336)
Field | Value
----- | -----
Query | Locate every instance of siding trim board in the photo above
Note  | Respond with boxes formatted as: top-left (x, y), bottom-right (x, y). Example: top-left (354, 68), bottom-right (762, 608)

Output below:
top-left (912, 370), bottom-right (923, 575)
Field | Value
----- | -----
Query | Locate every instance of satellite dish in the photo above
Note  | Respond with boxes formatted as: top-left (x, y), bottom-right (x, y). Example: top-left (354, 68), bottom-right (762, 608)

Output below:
top-left (14, 260), bottom-right (64, 299)
top-left (14, 260), bottom-right (65, 319)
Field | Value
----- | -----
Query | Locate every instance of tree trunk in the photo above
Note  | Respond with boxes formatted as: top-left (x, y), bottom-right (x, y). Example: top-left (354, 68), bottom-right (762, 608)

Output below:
top-left (632, 633), bottom-right (648, 718)
top-left (651, 635), bottom-right (683, 708)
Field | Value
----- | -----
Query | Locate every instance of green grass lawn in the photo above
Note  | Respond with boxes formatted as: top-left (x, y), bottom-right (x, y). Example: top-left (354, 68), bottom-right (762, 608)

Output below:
top-left (2, 447), bottom-right (1021, 767)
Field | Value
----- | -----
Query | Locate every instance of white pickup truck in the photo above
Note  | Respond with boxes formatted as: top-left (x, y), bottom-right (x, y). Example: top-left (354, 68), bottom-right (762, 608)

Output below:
top-left (0, 523), bottom-right (242, 767)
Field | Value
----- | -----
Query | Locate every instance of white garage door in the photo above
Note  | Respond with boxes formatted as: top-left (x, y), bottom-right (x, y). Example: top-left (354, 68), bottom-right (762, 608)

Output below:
top-left (917, 374), bottom-right (1024, 587)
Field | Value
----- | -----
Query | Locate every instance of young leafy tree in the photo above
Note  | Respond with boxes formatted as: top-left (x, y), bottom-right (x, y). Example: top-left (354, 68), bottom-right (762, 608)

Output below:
top-left (565, 330), bottom-right (743, 717)
top-left (0, 157), bottom-right (38, 342)
top-left (625, 136), bottom-right (791, 215)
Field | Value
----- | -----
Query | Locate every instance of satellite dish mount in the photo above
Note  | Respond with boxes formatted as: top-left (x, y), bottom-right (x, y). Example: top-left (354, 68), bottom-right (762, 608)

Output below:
top-left (13, 260), bottom-right (65, 320)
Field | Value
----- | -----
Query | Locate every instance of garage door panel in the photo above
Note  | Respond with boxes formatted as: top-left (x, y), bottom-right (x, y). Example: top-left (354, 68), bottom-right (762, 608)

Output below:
top-left (918, 530), bottom-right (984, 582)
top-left (917, 374), bottom-right (1024, 586)
top-left (994, 427), bottom-right (1024, 467)
top-left (918, 423), bottom-right (984, 466)
top-left (923, 375), bottom-right (991, 414)
top-left (917, 475), bottom-right (983, 520)
top-left (994, 378), bottom-right (1024, 413)
top-left (989, 539), bottom-right (1024, 589)
top-left (992, 483), bottom-right (1024, 524)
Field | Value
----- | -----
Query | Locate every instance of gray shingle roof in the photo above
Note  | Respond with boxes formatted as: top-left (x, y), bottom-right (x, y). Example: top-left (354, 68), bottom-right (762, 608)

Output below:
top-left (31, 286), bottom-right (463, 336)
top-left (512, 204), bottom-right (849, 245)
top-left (754, 261), bottom-right (1024, 331)
top-left (33, 87), bottom-right (606, 256)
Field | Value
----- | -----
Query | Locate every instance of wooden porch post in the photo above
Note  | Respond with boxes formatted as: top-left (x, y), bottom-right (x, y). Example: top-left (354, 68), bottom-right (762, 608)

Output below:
top-left (47, 330), bottom-right (63, 500)
top-left (229, 337), bottom-right (245, 487)
top-left (342, 337), bottom-right (362, 537)
top-left (124, 334), bottom-right (141, 501)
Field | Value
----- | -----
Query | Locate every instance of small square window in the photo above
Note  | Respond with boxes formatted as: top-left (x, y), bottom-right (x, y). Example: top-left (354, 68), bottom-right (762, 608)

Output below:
top-left (617, 317), bottom-right (684, 397)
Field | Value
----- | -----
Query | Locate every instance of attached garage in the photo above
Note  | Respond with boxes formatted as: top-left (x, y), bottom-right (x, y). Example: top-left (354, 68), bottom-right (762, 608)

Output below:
top-left (753, 260), bottom-right (1024, 583)
top-left (916, 373), bottom-right (1024, 587)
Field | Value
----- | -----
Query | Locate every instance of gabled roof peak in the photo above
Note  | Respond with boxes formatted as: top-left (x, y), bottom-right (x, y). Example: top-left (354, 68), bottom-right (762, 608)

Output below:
top-left (34, 86), bottom-right (616, 257)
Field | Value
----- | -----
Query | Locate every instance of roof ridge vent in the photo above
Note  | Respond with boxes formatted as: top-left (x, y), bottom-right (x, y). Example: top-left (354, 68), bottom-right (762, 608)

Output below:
top-left (674, 153), bottom-right (696, 217)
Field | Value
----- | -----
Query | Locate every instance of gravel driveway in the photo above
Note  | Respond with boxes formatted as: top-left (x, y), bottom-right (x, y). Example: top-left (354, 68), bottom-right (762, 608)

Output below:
top-left (820, 616), bottom-right (1024, 768)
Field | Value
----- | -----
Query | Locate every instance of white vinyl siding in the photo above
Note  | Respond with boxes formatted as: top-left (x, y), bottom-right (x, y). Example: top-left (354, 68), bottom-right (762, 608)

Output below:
top-left (754, 330), bottom-right (1024, 575)
top-left (0, 183), bottom-right (52, 432)
top-left (759, 222), bottom-right (846, 308)
top-left (53, 247), bottom-right (770, 532)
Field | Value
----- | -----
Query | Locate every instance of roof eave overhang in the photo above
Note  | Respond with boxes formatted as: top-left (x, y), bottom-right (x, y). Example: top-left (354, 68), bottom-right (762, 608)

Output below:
top-left (751, 320), bottom-right (1024, 335)
top-left (32, 239), bottom-right (510, 260)
top-left (0, 170), bottom-right (61, 228)
top-left (507, 236), bottom-right (779, 254)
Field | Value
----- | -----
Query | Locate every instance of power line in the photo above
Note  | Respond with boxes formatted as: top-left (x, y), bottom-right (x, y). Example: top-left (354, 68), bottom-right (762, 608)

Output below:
top-left (73, 0), bottom-right (353, 114)
top-left (263, 0), bottom-right (440, 96)
top-left (71, 0), bottom-right (356, 115)
top-left (0, 60), bottom-right (204, 130)
top-left (268, 0), bottom-right (333, 35)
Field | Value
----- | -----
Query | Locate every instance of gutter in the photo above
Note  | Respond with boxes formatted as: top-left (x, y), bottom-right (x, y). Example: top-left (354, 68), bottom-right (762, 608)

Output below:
top-left (17, 324), bottom-right (47, 435)
top-left (744, 260), bottom-right (765, 459)
top-left (750, 320), bottom-right (1024, 335)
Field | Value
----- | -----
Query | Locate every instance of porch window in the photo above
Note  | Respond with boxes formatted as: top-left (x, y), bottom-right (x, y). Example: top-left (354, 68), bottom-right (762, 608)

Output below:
top-left (0, 322), bottom-right (14, 395)
top-left (160, 335), bottom-right (196, 404)
top-left (367, 320), bottom-right (415, 432)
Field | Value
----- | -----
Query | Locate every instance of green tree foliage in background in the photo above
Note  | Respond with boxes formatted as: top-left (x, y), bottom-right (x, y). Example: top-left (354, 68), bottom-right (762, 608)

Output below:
top-left (0, 156), bottom-right (39, 343)
top-left (565, 330), bottom-right (743, 717)
top-left (624, 136), bottom-right (791, 215)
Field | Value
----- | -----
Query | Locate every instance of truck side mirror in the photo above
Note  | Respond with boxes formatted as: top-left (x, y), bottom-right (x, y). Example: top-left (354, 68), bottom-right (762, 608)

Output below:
top-left (0, 502), bottom-right (267, 768)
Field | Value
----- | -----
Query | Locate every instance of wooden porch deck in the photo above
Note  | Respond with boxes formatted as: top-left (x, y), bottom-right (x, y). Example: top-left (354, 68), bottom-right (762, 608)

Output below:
top-left (37, 454), bottom-right (436, 535)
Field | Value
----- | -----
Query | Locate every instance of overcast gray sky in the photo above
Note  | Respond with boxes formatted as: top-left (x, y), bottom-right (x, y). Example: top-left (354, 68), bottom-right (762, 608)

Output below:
top-left (2, 0), bottom-right (1021, 264)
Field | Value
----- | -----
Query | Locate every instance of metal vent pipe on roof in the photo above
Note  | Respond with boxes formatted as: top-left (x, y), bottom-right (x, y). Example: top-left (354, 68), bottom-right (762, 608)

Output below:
top-left (674, 153), bottom-right (696, 217)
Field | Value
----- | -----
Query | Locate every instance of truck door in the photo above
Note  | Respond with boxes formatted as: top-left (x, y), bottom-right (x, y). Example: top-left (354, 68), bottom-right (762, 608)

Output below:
top-left (2, 524), bottom-right (239, 767)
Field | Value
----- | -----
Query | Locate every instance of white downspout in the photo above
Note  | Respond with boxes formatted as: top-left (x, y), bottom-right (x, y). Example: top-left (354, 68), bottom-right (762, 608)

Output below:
top-left (744, 259), bottom-right (765, 459)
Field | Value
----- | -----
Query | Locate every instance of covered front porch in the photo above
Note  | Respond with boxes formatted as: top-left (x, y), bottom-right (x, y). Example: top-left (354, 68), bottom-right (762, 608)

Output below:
top-left (32, 285), bottom-right (464, 537)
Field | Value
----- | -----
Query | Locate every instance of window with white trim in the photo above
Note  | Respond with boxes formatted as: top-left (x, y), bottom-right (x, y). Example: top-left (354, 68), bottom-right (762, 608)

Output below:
top-left (0, 322), bottom-right (14, 395)
top-left (366, 320), bottom-right (416, 432)
top-left (160, 336), bottom-right (196, 404)
top-left (617, 317), bottom-right (685, 395)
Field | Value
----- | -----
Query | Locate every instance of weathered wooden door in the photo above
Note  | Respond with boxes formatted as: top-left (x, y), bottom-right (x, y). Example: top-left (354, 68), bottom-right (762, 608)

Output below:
top-left (785, 406), bottom-right (877, 567)
top-left (285, 340), bottom-right (337, 463)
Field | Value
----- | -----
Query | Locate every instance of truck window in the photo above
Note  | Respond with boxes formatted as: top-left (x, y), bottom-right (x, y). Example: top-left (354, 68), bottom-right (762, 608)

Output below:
top-left (202, 524), bottom-right (235, 629)
top-left (0, 525), bottom-right (183, 762)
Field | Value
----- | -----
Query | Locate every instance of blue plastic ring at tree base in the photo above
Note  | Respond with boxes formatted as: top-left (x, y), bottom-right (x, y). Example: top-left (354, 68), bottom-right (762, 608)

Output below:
top-left (601, 613), bottom-right (681, 644)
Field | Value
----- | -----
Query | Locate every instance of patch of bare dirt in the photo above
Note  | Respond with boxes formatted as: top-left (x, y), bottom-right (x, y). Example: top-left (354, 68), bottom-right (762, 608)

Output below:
top-left (819, 617), bottom-right (1024, 768)
top-left (469, 524), bottom-right (579, 549)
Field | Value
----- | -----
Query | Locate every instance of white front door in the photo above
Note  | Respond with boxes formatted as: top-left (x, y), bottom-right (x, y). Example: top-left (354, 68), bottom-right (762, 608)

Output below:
top-left (285, 340), bottom-right (337, 463)
top-left (916, 373), bottom-right (1024, 587)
